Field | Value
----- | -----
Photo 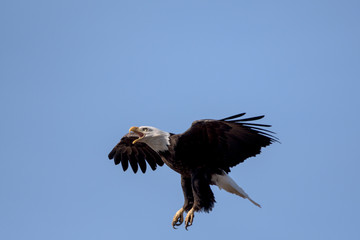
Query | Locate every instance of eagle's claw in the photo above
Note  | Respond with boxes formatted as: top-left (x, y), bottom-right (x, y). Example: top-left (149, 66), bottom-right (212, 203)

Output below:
top-left (172, 208), bottom-right (184, 229)
top-left (184, 208), bottom-right (195, 230)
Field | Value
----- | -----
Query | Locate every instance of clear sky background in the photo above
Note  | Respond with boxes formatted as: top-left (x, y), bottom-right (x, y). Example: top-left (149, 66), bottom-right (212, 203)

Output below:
top-left (1, 0), bottom-right (360, 239)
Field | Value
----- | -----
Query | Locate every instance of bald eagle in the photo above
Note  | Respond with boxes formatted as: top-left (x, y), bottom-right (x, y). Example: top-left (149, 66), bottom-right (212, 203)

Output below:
top-left (108, 113), bottom-right (277, 230)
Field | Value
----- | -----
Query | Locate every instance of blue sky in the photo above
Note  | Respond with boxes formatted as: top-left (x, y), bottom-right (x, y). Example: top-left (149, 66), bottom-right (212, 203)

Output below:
top-left (1, 0), bottom-right (360, 239)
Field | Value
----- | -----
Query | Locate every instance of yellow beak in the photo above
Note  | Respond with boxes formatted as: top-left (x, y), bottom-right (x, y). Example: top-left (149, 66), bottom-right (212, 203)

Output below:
top-left (129, 126), bottom-right (144, 144)
top-left (129, 126), bottom-right (139, 133)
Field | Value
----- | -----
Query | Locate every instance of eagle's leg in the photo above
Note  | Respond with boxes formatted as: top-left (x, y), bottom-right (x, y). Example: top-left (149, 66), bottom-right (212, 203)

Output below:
top-left (184, 169), bottom-right (216, 230)
top-left (172, 175), bottom-right (194, 229)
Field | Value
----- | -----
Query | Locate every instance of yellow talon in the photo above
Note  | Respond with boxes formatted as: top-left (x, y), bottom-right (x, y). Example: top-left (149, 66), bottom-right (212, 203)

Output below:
top-left (184, 208), bottom-right (195, 230)
top-left (172, 208), bottom-right (184, 229)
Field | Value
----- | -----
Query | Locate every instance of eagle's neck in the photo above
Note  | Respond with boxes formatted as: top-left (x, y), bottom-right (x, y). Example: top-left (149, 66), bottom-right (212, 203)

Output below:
top-left (141, 131), bottom-right (171, 152)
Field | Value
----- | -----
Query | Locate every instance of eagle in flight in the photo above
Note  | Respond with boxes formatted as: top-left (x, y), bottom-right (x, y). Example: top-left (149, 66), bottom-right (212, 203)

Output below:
top-left (108, 113), bottom-right (277, 230)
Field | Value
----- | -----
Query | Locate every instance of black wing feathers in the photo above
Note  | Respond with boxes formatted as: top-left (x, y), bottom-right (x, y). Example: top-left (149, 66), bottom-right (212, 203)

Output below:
top-left (120, 151), bottom-right (129, 171)
top-left (219, 113), bottom-right (246, 121)
top-left (177, 113), bottom-right (277, 173)
top-left (228, 115), bottom-right (265, 122)
top-left (108, 113), bottom-right (276, 174)
top-left (108, 133), bottom-right (164, 173)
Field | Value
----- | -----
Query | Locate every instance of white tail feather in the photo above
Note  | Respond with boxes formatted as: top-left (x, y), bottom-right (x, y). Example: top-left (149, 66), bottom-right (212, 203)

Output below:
top-left (211, 172), bottom-right (261, 208)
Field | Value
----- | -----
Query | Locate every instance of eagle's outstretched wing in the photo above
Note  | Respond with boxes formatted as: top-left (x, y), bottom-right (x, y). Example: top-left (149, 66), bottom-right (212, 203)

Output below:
top-left (108, 132), bottom-right (164, 173)
top-left (175, 113), bottom-right (278, 173)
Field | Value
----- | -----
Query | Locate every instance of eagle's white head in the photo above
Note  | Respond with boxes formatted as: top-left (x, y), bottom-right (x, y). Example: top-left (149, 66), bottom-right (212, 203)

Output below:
top-left (129, 126), bottom-right (170, 152)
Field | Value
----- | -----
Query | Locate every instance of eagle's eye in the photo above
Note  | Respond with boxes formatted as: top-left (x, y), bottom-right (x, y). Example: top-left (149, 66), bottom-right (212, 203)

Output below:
top-left (141, 127), bottom-right (150, 132)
